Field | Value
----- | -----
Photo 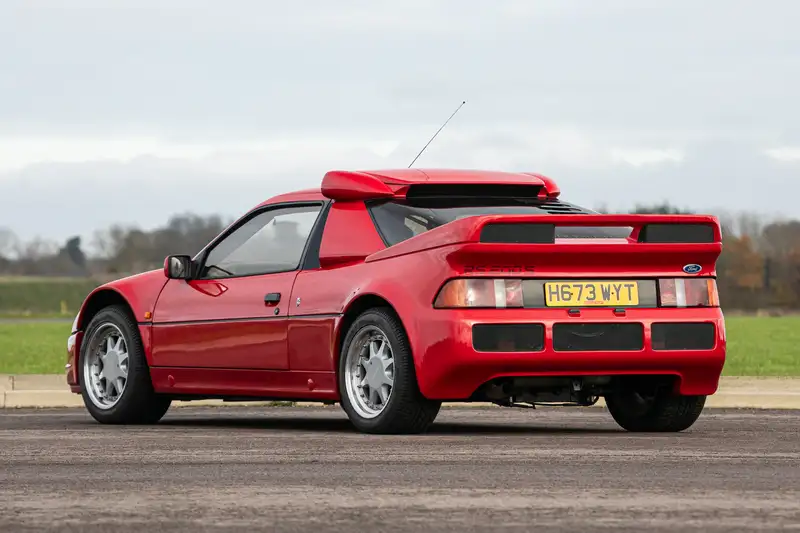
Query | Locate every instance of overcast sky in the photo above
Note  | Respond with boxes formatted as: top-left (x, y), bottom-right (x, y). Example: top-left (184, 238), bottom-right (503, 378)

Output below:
top-left (1, 0), bottom-right (798, 249)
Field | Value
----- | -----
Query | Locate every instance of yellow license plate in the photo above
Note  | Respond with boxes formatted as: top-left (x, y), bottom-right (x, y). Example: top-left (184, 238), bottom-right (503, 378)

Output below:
top-left (544, 281), bottom-right (639, 307)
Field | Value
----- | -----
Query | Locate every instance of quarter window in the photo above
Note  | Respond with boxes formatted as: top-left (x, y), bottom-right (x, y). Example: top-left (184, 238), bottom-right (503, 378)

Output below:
top-left (200, 204), bottom-right (321, 278)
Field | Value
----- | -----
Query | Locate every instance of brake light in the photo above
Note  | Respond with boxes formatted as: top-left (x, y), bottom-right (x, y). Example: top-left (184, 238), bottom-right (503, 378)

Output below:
top-left (434, 279), bottom-right (524, 308)
top-left (658, 278), bottom-right (719, 307)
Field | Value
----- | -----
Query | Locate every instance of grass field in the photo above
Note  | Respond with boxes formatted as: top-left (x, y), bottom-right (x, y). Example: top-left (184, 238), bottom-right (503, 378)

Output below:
top-left (0, 277), bottom-right (102, 315)
top-left (0, 316), bottom-right (798, 376)
top-left (0, 322), bottom-right (73, 374)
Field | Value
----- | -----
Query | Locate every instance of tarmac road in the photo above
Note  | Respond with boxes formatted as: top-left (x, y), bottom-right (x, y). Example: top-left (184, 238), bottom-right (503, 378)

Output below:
top-left (1, 406), bottom-right (799, 532)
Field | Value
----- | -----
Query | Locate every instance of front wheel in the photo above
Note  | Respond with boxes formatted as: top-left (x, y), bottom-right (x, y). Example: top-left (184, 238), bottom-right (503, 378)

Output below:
top-left (338, 308), bottom-right (440, 434)
top-left (605, 387), bottom-right (706, 432)
top-left (79, 305), bottom-right (171, 424)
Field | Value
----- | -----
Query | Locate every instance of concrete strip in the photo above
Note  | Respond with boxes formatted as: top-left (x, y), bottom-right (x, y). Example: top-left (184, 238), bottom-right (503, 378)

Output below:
top-left (11, 374), bottom-right (66, 391)
top-left (705, 394), bottom-right (800, 410)
top-left (718, 377), bottom-right (800, 393)
top-left (3, 375), bottom-right (800, 409)
top-left (4, 392), bottom-right (800, 410)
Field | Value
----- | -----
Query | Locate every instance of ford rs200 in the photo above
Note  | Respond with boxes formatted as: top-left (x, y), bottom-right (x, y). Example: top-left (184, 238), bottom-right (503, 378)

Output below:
top-left (66, 168), bottom-right (725, 434)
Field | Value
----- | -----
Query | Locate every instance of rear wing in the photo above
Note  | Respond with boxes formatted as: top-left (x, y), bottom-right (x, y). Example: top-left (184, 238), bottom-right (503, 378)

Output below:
top-left (476, 214), bottom-right (721, 244)
top-left (365, 213), bottom-right (722, 264)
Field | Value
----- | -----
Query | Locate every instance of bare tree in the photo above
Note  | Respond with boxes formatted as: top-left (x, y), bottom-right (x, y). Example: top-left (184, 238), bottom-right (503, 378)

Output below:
top-left (0, 227), bottom-right (19, 259)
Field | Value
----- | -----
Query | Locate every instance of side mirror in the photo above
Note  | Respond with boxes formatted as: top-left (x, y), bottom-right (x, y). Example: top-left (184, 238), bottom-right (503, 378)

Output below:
top-left (164, 255), bottom-right (193, 280)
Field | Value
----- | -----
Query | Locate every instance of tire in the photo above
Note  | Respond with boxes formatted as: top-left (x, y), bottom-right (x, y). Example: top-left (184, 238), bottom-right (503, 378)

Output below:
top-left (338, 307), bottom-right (441, 434)
top-left (78, 305), bottom-right (171, 424)
top-left (605, 387), bottom-right (706, 432)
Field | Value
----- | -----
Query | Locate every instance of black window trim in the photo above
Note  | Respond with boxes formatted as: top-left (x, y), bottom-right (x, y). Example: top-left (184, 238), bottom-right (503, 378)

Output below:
top-left (191, 200), bottom-right (327, 280)
top-left (301, 201), bottom-right (332, 270)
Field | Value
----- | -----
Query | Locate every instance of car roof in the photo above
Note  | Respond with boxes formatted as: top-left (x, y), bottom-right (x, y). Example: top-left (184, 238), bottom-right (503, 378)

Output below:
top-left (257, 168), bottom-right (551, 207)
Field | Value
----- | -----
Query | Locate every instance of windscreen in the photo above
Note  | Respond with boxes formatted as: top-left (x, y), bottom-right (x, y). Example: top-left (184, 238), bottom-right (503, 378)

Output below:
top-left (368, 198), bottom-right (632, 246)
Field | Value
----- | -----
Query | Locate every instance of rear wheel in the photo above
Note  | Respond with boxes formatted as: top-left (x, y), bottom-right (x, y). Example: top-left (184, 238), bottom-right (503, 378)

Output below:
top-left (79, 305), bottom-right (171, 424)
top-left (605, 386), bottom-right (706, 432)
top-left (338, 308), bottom-right (440, 434)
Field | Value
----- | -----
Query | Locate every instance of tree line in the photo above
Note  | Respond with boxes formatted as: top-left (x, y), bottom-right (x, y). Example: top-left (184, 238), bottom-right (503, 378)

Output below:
top-left (0, 213), bottom-right (229, 278)
top-left (1, 205), bottom-right (799, 311)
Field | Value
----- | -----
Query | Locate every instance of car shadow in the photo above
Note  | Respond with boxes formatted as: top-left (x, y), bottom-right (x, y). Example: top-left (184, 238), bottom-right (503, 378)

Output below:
top-left (156, 415), bottom-right (623, 435)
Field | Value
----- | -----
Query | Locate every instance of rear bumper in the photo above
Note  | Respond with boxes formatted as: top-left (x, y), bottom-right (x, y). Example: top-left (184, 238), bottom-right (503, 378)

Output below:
top-left (411, 308), bottom-right (726, 400)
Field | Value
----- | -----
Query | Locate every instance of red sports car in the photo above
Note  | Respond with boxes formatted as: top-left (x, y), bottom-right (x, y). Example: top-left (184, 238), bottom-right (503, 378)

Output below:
top-left (66, 168), bottom-right (725, 433)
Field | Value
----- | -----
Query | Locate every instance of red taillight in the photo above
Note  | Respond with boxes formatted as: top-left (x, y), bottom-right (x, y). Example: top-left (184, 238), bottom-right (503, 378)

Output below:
top-left (434, 279), bottom-right (524, 308)
top-left (658, 278), bottom-right (719, 307)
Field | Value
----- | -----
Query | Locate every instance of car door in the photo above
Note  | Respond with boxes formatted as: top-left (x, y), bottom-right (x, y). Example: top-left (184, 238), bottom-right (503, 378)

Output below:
top-left (150, 202), bottom-right (324, 370)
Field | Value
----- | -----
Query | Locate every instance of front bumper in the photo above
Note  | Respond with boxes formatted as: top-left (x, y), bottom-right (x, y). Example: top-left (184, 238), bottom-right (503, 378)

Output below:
top-left (411, 307), bottom-right (726, 400)
top-left (66, 331), bottom-right (82, 393)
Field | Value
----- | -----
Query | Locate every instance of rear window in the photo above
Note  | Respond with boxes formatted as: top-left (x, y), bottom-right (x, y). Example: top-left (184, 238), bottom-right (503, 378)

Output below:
top-left (367, 197), bottom-right (632, 246)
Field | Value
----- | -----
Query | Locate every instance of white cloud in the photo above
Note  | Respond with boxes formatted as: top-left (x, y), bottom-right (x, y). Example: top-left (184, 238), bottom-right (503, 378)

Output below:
top-left (609, 148), bottom-right (684, 167)
top-left (0, 135), bottom-right (407, 176)
top-left (0, 128), bottom-right (692, 179)
top-left (764, 147), bottom-right (800, 162)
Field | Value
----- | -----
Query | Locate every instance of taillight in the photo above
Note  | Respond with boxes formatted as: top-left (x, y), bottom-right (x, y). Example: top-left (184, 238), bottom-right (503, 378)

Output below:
top-left (434, 279), bottom-right (524, 308)
top-left (658, 278), bottom-right (719, 307)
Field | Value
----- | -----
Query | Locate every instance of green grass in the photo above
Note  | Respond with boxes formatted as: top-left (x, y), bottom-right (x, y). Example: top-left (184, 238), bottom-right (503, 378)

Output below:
top-left (0, 312), bottom-right (73, 319)
top-left (0, 277), bottom-right (101, 315)
top-left (0, 317), bottom-right (798, 376)
top-left (722, 316), bottom-right (800, 376)
top-left (0, 322), bottom-right (72, 374)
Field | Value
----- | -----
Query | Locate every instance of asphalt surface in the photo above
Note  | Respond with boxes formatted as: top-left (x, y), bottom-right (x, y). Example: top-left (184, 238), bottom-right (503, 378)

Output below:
top-left (1, 406), bottom-right (799, 532)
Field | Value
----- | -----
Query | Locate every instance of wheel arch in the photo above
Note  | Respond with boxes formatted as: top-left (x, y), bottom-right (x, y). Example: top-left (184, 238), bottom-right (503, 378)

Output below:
top-left (335, 293), bottom-right (407, 370)
top-left (77, 288), bottom-right (137, 332)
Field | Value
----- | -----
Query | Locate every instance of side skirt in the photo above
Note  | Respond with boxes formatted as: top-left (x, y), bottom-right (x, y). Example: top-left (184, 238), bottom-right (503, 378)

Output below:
top-left (150, 367), bottom-right (339, 401)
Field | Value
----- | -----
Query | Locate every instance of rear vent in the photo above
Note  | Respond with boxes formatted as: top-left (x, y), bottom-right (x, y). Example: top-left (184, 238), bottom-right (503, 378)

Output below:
top-left (651, 323), bottom-right (716, 350)
top-left (405, 183), bottom-right (543, 199)
top-left (473, 324), bottom-right (545, 352)
top-left (536, 200), bottom-right (586, 214)
top-left (638, 224), bottom-right (715, 243)
top-left (480, 223), bottom-right (555, 244)
top-left (553, 323), bottom-right (644, 351)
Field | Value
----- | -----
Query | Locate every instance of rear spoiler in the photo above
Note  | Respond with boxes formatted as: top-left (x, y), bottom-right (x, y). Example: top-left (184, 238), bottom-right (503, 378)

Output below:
top-left (477, 214), bottom-right (721, 244)
top-left (365, 214), bottom-right (722, 263)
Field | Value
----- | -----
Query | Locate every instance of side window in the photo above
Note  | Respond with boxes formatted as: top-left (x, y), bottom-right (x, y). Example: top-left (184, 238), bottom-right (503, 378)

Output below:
top-left (200, 204), bottom-right (322, 278)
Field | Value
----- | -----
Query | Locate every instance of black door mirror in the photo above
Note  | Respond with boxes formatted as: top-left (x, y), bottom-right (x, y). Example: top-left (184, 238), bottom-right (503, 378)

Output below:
top-left (164, 255), bottom-right (193, 280)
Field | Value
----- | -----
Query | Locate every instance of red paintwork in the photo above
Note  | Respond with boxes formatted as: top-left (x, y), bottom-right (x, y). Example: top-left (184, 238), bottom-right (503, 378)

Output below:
top-left (150, 272), bottom-right (298, 369)
top-left (149, 367), bottom-right (338, 400)
top-left (76, 270), bottom-right (168, 330)
top-left (318, 201), bottom-right (385, 267)
top-left (67, 168), bottom-right (727, 402)
top-left (409, 307), bottom-right (725, 398)
top-left (321, 170), bottom-right (395, 201)
top-left (522, 172), bottom-right (561, 197)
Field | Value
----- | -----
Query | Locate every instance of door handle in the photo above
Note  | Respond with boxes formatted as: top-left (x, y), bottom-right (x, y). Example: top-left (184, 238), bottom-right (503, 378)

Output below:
top-left (264, 292), bottom-right (281, 305)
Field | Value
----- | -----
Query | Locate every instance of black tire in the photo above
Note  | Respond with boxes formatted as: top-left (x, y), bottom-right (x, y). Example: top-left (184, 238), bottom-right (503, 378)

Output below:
top-left (78, 305), bottom-right (171, 424)
top-left (605, 388), bottom-right (706, 432)
top-left (338, 308), bottom-right (441, 434)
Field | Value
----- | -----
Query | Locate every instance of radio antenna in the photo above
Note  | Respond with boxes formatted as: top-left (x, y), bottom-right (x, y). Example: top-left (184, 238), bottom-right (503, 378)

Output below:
top-left (408, 100), bottom-right (466, 168)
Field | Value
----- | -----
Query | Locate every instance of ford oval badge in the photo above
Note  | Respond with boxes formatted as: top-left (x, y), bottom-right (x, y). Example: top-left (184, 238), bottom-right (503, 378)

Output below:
top-left (683, 264), bottom-right (702, 274)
